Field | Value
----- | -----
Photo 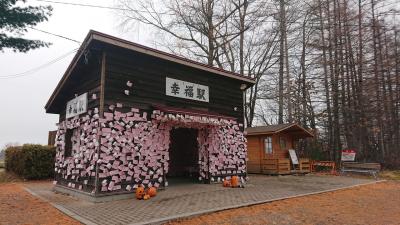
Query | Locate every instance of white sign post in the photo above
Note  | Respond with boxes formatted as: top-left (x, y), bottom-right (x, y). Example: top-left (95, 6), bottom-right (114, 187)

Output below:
top-left (341, 149), bottom-right (356, 162)
top-left (288, 149), bottom-right (299, 165)
top-left (166, 77), bottom-right (209, 102)
top-left (66, 93), bottom-right (88, 119)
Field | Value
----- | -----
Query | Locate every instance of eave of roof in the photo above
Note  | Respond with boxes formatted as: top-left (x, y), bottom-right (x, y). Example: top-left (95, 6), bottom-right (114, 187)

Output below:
top-left (45, 30), bottom-right (256, 111)
top-left (44, 33), bottom-right (93, 111)
top-left (245, 123), bottom-right (314, 137)
top-left (91, 31), bottom-right (256, 84)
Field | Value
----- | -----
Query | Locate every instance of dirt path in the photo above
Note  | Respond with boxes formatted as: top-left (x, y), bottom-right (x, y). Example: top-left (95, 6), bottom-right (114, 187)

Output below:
top-left (168, 181), bottom-right (400, 225)
top-left (0, 182), bottom-right (80, 225)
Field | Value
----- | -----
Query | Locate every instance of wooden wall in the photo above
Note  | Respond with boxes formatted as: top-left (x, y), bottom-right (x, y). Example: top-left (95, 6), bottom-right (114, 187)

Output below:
top-left (247, 132), bottom-right (295, 173)
top-left (103, 47), bottom-right (245, 123)
top-left (48, 130), bottom-right (57, 146)
top-left (268, 133), bottom-right (293, 159)
top-left (54, 51), bottom-right (102, 121)
top-left (49, 43), bottom-right (248, 125)
top-left (247, 136), bottom-right (262, 173)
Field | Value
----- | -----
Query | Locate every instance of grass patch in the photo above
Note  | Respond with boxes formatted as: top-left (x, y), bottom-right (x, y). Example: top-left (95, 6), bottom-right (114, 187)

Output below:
top-left (0, 169), bottom-right (22, 183)
top-left (379, 170), bottom-right (400, 181)
top-left (0, 160), bottom-right (22, 183)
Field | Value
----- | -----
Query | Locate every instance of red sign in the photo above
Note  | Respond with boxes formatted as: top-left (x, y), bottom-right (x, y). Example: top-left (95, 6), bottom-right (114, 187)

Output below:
top-left (341, 149), bottom-right (356, 161)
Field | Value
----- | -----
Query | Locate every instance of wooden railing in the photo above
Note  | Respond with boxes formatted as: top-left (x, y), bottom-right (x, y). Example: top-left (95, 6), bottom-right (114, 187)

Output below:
top-left (261, 158), bottom-right (311, 174)
top-left (298, 158), bottom-right (311, 172)
top-left (262, 158), bottom-right (291, 174)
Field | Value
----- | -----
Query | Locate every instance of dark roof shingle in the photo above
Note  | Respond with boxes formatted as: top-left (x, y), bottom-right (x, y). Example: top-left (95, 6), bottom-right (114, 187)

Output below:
top-left (245, 123), bottom-right (314, 137)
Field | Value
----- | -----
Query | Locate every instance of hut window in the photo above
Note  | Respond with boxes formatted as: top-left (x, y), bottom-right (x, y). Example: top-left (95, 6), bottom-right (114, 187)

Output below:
top-left (264, 137), bottom-right (273, 154)
top-left (64, 129), bottom-right (73, 158)
top-left (280, 137), bottom-right (287, 149)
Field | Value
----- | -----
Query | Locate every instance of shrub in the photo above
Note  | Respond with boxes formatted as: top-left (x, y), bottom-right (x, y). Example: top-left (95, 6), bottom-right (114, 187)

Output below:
top-left (5, 146), bottom-right (23, 173)
top-left (5, 144), bottom-right (55, 180)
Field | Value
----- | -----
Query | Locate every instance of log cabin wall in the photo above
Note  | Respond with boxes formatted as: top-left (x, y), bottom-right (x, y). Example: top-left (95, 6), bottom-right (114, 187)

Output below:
top-left (269, 133), bottom-right (293, 159)
top-left (246, 132), bottom-right (294, 174)
top-left (246, 124), bottom-right (313, 174)
top-left (53, 51), bottom-right (103, 121)
top-left (247, 136), bottom-right (262, 173)
top-left (102, 46), bottom-right (245, 124)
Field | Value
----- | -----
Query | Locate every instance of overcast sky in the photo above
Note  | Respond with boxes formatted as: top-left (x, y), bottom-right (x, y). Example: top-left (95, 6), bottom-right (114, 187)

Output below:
top-left (0, 0), bottom-right (154, 149)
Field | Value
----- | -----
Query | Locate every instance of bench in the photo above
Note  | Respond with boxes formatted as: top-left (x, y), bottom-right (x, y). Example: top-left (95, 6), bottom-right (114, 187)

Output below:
top-left (341, 162), bottom-right (381, 179)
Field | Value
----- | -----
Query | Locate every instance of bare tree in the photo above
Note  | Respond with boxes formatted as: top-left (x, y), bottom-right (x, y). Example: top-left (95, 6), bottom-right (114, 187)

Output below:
top-left (115, 0), bottom-right (400, 167)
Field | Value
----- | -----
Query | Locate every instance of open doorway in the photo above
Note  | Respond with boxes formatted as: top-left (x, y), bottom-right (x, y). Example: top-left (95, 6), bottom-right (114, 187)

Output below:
top-left (168, 128), bottom-right (199, 184)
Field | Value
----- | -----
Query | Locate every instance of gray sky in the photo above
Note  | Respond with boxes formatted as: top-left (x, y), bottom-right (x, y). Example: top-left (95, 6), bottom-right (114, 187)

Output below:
top-left (0, 0), bottom-right (153, 148)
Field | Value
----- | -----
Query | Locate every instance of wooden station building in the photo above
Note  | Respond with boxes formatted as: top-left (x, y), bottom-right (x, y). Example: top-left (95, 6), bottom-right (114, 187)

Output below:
top-left (245, 123), bottom-right (314, 175)
top-left (45, 30), bottom-right (255, 196)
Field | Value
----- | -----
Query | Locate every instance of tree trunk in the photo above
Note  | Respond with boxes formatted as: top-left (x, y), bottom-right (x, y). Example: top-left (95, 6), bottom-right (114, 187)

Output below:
top-left (278, 0), bottom-right (286, 124)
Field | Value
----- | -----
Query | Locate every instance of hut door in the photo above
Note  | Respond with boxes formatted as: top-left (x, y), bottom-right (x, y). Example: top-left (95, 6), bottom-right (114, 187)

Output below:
top-left (168, 128), bottom-right (199, 179)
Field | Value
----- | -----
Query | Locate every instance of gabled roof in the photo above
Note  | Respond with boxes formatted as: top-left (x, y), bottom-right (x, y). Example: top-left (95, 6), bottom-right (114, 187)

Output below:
top-left (245, 123), bottom-right (314, 137)
top-left (45, 30), bottom-right (256, 111)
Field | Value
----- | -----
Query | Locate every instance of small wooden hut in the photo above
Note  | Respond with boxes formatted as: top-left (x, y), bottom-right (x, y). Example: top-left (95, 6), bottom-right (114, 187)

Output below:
top-left (45, 30), bottom-right (255, 198)
top-left (245, 123), bottom-right (314, 174)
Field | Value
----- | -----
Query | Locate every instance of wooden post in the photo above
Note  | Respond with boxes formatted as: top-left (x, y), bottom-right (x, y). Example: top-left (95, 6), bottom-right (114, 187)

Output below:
top-left (99, 52), bottom-right (106, 117)
top-left (94, 51), bottom-right (106, 196)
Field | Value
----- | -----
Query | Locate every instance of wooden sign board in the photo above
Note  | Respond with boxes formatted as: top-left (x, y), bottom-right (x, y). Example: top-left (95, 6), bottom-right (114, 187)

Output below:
top-left (288, 149), bottom-right (299, 165)
top-left (166, 77), bottom-right (209, 102)
top-left (66, 93), bottom-right (88, 119)
top-left (341, 149), bottom-right (356, 161)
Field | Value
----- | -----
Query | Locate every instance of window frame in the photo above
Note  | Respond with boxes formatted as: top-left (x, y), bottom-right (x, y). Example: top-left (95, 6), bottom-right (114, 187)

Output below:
top-left (279, 136), bottom-right (287, 149)
top-left (264, 136), bottom-right (273, 155)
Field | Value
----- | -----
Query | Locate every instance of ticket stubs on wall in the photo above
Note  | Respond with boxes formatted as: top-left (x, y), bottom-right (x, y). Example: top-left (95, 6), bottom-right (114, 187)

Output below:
top-left (165, 77), bottom-right (209, 102)
top-left (66, 93), bottom-right (88, 119)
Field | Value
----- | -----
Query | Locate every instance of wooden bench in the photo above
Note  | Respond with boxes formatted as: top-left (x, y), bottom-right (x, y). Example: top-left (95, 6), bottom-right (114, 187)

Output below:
top-left (341, 162), bottom-right (381, 179)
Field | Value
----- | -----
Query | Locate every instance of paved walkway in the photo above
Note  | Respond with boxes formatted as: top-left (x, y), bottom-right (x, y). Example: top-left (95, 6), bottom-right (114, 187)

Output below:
top-left (25, 175), bottom-right (376, 225)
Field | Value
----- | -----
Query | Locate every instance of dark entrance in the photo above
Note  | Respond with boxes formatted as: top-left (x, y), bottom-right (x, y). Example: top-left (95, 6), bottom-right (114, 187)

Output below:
top-left (168, 128), bottom-right (199, 181)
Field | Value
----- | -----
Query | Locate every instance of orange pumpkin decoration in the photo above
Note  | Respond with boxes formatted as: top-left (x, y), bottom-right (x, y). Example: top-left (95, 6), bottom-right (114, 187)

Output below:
top-left (143, 194), bottom-right (150, 200)
top-left (147, 187), bottom-right (157, 197)
top-left (231, 176), bottom-right (239, 188)
top-left (135, 186), bottom-right (145, 200)
top-left (223, 179), bottom-right (231, 187)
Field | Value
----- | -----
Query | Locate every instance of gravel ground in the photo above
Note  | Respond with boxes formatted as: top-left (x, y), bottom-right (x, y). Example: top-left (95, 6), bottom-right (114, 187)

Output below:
top-left (0, 183), bottom-right (81, 225)
top-left (0, 179), bottom-right (399, 225)
top-left (167, 181), bottom-right (400, 225)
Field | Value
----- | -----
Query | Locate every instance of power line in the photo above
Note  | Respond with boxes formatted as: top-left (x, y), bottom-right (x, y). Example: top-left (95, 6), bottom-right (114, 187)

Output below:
top-left (29, 26), bottom-right (81, 43)
top-left (0, 48), bottom-right (79, 79)
top-left (34, 0), bottom-right (173, 15)
top-left (34, 0), bottom-right (399, 29)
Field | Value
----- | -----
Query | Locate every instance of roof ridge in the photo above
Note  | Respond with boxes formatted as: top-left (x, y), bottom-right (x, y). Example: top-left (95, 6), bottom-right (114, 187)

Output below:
top-left (89, 30), bottom-right (255, 82)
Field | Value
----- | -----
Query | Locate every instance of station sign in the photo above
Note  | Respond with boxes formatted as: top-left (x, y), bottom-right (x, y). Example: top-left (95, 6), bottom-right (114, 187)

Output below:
top-left (66, 92), bottom-right (88, 119)
top-left (166, 77), bottom-right (209, 102)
